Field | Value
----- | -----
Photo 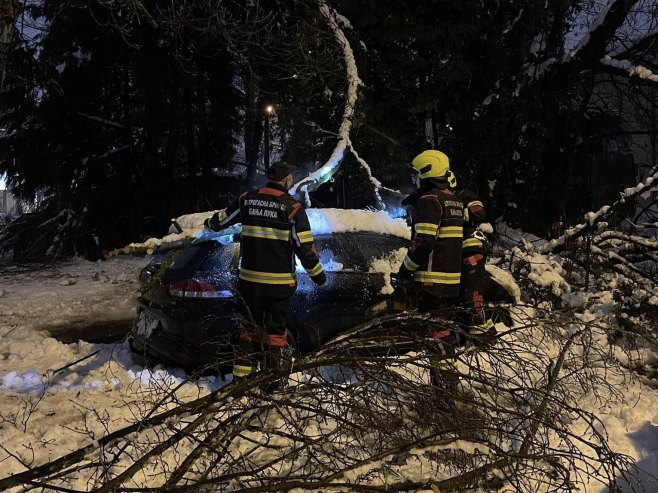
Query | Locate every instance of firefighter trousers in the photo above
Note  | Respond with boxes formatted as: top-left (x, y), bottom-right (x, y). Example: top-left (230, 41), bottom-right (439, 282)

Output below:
top-left (459, 252), bottom-right (486, 327)
top-left (233, 280), bottom-right (295, 379)
top-left (418, 290), bottom-right (459, 411)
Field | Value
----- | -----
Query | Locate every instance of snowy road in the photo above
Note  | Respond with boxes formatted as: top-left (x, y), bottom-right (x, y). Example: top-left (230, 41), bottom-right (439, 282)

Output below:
top-left (0, 256), bottom-right (147, 343)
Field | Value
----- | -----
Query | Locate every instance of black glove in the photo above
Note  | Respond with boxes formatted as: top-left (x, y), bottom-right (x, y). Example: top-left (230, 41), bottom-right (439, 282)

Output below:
top-left (397, 264), bottom-right (413, 281)
top-left (203, 217), bottom-right (211, 228)
top-left (312, 270), bottom-right (327, 287)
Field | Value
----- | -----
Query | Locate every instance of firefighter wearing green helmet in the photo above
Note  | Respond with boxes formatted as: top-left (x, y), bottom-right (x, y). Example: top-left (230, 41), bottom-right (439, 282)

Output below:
top-left (397, 150), bottom-right (463, 400)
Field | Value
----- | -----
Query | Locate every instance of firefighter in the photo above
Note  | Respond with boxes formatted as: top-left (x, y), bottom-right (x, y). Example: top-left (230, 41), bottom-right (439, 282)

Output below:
top-left (396, 150), bottom-right (463, 400)
top-left (452, 183), bottom-right (496, 341)
top-left (204, 161), bottom-right (326, 381)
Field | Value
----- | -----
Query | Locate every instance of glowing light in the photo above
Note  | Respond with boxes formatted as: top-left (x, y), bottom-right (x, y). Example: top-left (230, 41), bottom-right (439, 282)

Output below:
top-left (265, 105), bottom-right (274, 114)
top-left (387, 207), bottom-right (408, 219)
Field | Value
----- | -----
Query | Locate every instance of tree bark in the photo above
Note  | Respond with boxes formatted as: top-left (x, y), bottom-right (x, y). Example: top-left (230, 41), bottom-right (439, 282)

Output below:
top-left (0, 0), bottom-right (21, 92)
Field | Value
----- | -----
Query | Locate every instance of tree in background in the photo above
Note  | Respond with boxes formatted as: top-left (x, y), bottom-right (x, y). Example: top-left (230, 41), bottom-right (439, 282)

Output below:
top-left (0, 0), bottom-right (657, 258)
top-left (335, 0), bottom-right (658, 234)
top-left (0, 0), bottom-right (350, 258)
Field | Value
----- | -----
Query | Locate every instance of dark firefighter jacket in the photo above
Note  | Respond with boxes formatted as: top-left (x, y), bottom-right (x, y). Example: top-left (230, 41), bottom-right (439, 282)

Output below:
top-left (206, 182), bottom-right (326, 287)
top-left (455, 188), bottom-right (486, 256)
top-left (400, 183), bottom-right (464, 298)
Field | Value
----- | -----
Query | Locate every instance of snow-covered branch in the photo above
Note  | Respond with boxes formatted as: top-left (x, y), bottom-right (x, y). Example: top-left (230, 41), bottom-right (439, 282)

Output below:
top-left (600, 56), bottom-right (658, 83)
top-left (564, 0), bottom-right (639, 65)
top-left (290, 1), bottom-right (362, 205)
top-left (539, 170), bottom-right (658, 254)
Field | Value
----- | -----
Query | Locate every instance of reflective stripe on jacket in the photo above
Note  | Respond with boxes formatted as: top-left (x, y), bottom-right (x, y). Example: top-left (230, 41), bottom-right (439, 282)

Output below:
top-left (207, 182), bottom-right (324, 286)
top-left (403, 186), bottom-right (463, 298)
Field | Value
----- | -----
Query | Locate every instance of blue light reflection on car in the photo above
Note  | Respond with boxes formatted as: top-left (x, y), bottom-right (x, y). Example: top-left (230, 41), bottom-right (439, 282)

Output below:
top-left (387, 206), bottom-right (408, 219)
top-left (215, 234), bottom-right (235, 246)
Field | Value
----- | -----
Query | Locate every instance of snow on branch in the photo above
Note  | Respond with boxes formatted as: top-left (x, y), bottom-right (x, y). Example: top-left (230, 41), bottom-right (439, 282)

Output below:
top-left (601, 56), bottom-right (658, 82)
top-left (539, 170), bottom-right (658, 254)
top-left (563, 0), bottom-right (638, 65)
top-left (290, 1), bottom-right (362, 202)
top-left (290, 3), bottom-right (395, 210)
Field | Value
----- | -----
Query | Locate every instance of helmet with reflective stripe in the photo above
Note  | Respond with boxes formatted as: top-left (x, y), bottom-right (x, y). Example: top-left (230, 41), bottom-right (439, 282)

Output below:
top-left (411, 150), bottom-right (457, 188)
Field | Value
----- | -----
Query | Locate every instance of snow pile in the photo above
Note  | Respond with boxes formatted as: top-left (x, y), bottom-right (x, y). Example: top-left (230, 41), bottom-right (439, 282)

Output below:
top-left (485, 264), bottom-right (522, 303)
top-left (0, 326), bottom-right (227, 479)
top-left (517, 248), bottom-right (571, 297)
top-left (368, 247), bottom-right (408, 294)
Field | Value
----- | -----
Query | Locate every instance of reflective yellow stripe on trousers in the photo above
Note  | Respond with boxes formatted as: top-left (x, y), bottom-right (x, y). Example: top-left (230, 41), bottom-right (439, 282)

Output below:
top-left (239, 268), bottom-right (295, 285)
top-left (413, 271), bottom-right (461, 284)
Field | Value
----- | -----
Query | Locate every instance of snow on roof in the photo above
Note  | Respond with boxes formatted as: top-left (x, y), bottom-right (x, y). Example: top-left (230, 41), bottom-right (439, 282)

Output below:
top-left (121, 208), bottom-right (410, 254)
top-left (307, 208), bottom-right (410, 238)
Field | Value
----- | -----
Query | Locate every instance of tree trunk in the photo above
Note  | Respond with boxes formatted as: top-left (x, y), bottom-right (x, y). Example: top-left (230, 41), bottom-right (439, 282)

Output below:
top-left (0, 0), bottom-right (21, 91)
top-left (244, 71), bottom-right (264, 187)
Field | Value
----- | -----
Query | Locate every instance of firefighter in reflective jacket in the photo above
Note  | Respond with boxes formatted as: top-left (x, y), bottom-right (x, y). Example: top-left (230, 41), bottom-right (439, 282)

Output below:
top-left (397, 150), bottom-right (463, 396)
top-left (205, 162), bottom-right (326, 379)
top-left (453, 186), bottom-right (495, 338)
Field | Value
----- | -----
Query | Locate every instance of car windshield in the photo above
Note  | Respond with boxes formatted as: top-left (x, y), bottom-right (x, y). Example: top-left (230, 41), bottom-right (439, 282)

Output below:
top-left (314, 235), bottom-right (355, 271)
top-left (308, 233), bottom-right (409, 272)
top-left (199, 242), bottom-right (240, 272)
top-left (197, 233), bottom-right (409, 274)
top-left (168, 244), bottom-right (207, 271)
top-left (350, 233), bottom-right (409, 263)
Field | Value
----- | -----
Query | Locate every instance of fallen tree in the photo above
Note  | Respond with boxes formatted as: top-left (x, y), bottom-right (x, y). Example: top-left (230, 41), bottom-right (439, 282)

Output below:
top-left (0, 307), bottom-right (646, 492)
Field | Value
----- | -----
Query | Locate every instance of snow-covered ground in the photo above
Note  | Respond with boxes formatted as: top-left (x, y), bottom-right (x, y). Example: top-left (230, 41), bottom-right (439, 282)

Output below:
top-left (0, 257), bottom-right (148, 340)
top-left (0, 255), bottom-right (228, 483)
top-left (1, 209), bottom-right (658, 491)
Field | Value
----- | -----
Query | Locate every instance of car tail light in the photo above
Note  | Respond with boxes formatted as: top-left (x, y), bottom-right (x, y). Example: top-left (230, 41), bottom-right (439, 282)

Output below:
top-left (167, 280), bottom-right (234, 299)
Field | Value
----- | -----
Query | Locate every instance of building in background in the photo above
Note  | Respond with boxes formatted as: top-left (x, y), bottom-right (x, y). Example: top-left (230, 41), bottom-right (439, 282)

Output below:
top-left (0, 188), bottom-right (19, 219)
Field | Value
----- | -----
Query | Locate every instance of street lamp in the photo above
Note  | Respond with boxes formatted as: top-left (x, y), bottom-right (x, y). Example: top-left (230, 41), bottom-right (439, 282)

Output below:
top-left (263, 104), bottom-right (275, 170)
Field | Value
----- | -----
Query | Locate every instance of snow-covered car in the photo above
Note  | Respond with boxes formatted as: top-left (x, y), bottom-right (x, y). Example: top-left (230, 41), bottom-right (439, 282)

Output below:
top-left (130, 230), bottom-right (411, 370)
top-left (129, 209), bottom-right (516, 371)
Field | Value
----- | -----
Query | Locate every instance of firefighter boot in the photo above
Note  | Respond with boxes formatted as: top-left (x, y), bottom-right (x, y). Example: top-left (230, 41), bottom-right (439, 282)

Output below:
top-left (260, 335), bottom-right (293, 393)
top-left (232, 338), bottom-right (257, 382)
